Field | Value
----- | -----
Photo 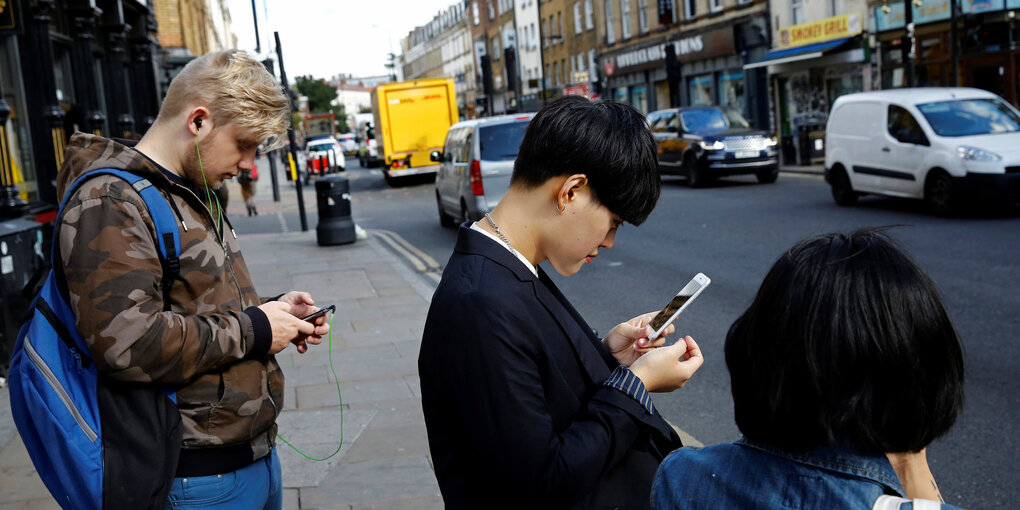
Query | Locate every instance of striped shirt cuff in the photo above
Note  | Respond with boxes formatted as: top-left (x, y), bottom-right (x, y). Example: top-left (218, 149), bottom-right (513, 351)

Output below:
top-left (602, 366), bottom-right (654, 414)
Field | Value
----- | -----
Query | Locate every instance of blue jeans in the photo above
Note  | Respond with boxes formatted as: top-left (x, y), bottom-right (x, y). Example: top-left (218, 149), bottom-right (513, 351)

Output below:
top-left (165, 449), bottom-right (282, 509)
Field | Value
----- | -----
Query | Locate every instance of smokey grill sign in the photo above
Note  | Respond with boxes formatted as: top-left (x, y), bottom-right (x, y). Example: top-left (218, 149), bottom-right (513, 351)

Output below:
top-left (603, 28), bottom-right (735, 76)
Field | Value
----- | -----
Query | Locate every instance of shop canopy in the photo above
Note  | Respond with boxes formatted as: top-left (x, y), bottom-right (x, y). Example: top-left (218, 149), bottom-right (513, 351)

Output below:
top-left (743, 38), bottom-right (853, 70)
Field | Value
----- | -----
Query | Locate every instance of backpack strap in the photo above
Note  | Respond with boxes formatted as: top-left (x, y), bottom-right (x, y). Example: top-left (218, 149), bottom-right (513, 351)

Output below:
top-left (56, 168), bottom-right (182, 301)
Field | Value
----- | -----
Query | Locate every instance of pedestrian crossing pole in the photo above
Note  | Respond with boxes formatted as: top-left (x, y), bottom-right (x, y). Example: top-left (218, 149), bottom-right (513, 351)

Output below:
top-left (275, 31), bottom-right (309, 232)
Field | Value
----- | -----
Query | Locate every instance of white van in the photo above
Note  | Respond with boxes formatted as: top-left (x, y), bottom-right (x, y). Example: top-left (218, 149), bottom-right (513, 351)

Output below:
top-left (824, 88), bottom-right (1020, 214)
top-left (432, 113), bottom-right (534, 226)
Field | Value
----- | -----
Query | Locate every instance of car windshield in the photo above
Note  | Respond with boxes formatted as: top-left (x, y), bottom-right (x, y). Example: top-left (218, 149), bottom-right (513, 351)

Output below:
top-left (916, 98), bottom-right (1020, 137)
top-left (679, 107), bottom-right (748, 134)
top-left (479, 120), bottom-right (530, 161)
top-left (308, 142), bottom-right (334, 151)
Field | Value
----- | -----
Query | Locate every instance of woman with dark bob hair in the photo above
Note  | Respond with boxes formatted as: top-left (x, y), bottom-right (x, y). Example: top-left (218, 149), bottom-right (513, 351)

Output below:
top-left (420, 96), bottom-right (705, 509)
top-left (652, 228), bottom-right (965, 509)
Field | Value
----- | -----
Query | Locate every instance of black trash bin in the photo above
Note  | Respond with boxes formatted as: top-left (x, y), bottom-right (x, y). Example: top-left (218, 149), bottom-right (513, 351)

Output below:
top-left (0, 218), bottom-right (48, 378)
top-left (315, 175), bottom-right (356, 246)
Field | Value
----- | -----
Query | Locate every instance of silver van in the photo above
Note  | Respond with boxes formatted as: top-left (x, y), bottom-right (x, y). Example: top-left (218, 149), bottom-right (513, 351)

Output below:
top-left (433, 113), bottom-right (535, 226)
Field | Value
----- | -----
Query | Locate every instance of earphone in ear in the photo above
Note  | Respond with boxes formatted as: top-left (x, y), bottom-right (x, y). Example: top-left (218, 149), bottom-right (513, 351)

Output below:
top-left (195, 118), bottom-right (202, 131)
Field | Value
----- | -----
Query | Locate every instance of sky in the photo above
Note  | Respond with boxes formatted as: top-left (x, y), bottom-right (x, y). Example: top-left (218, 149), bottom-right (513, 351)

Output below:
top-left (227, 0), bottom-right (463, 81)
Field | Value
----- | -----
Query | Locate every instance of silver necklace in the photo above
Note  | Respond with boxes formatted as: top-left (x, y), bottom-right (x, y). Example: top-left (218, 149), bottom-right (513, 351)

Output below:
top-left (484, 212), bottom-right (518, 257)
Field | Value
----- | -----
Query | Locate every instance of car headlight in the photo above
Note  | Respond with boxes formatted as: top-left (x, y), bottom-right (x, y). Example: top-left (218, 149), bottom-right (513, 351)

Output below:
top-left (699, 140), bottom-right (725, 151)
top-left (957, 146), bottom-right (1002, 162)
top-left (763, 136), bottom-right (778, 147)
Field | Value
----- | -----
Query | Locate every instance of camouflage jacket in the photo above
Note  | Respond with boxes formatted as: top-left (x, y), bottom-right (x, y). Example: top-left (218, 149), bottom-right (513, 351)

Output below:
top-left (55, 133), bottom-right (282, 465)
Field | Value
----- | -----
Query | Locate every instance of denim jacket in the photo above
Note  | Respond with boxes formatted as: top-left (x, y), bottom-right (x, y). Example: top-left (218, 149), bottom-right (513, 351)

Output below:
top-left (651, 438), bottom-right (964, 509)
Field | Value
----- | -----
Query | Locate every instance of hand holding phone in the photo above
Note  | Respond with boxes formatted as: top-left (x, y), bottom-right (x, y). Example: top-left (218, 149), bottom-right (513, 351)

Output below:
top-left (646, 273), bottom-right (710, 341)
top-left (300, 304), bottom-right (335, 322)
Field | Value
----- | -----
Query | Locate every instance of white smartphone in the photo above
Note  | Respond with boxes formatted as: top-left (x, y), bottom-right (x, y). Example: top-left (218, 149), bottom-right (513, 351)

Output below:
top-left (646, 273), bottom-right (711, 341)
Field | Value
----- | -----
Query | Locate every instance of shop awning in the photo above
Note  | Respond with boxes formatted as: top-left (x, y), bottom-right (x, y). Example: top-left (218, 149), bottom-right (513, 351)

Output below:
top-left (743, 38), bottom-right (853, 70)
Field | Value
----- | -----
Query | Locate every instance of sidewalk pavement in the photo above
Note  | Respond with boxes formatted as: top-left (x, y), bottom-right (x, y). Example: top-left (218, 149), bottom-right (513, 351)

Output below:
top-left (0, 158), bottom-right (444, 509)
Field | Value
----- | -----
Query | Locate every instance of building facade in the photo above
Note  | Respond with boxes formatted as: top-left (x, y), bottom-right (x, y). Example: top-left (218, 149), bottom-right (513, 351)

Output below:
top-left (514, 0), bottom-right (544, 111)
top-left (400, 2), bottom-right (475, 117)
top-left (598, 0), bottom-right (770, 127)
top-left (870, 0), bottom-right (1019, 105)
top-left (745, 0), bottom-right (869, 165)
top-left (1, 0), bottom-right (167, 213)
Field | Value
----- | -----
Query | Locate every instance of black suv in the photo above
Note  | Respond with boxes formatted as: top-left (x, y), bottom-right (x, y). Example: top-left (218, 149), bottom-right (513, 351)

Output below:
top-left (648, 106), bottom-right (779, 187)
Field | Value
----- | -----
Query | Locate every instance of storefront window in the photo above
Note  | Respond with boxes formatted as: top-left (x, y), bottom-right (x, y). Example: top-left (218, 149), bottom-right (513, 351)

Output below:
top-left (718, 72), bottom-right (745, 114)
top-left (632, 85), bottom-right (648, 113)
top-left (1, 37), bottom-right (37, 202)
top-left (613, 86), bottom-right (629, 105)
top-left (825, 67), bottom-right (863, 107)
top-left (688, 74), bottom-right (714, 106)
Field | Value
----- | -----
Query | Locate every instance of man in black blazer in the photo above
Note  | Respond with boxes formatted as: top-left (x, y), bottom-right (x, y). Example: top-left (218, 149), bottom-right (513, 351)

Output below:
top-left (419, 97), bottom-right (704, 509)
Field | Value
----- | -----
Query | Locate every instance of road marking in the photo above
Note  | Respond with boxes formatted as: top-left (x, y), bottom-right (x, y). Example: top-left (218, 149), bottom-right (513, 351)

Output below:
top-left (371, 229), bottom-right (441, 271)
top-left (370, 230), bottom-right (443, 289)
top-left (780, 172), bottom-right (824, 180)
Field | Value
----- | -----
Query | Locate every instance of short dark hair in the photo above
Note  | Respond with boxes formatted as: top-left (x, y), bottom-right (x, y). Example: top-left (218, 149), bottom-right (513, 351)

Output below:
top-left (512, 96), bottom-right (660, 225)
top-left (725, 228), bottom-right (964, 453)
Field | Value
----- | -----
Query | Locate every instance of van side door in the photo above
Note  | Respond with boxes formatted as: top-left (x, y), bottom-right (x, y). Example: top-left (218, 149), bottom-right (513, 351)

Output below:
top-left (882, 104), bottom-right (930, 195)
top-left (437, 127), bottom-right (463, 211)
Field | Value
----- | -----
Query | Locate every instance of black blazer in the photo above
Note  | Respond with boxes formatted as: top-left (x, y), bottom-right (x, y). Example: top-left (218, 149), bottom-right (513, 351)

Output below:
top-left (419, 226), bottom-right (683, 509)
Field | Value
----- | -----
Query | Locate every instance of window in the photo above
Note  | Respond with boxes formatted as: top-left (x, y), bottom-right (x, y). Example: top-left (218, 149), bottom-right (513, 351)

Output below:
top-left (472, 1), bottom-right (480, 25)
top-left (531, 23), bottom-right (537, 48)
top-left (553, 61), bottom-right (559, 86)
top-left (492, 36), bottom-right (501, 59)
top-left (543, 19), bottom-right (549, 47)
top-left (684, 0), bottom-right (696, 19)
top-left (621, 0), bottom-right (631, 39)
top-left (688, 74), bottom-right (714, 106)
top-left (588, 49), bottom-right (596, 77)
top-left (574, 2), bottom-right (582, 34)
top-left (488, 0), bottom-right (495, 19)
top-left (887, 105), bottom-right (927, 142)
top-left (585, 0), bottom-right (595, 29)
top-left (638, 0), bottom-right (649, 32)
top-left (557, 12), bottom-right (563, 39)
top-left (605, 0), bottom-right (616, 44)
top-left (791, 0), bottom-right (804, 24)
top-left (710, 0), bottom-right (722, 13)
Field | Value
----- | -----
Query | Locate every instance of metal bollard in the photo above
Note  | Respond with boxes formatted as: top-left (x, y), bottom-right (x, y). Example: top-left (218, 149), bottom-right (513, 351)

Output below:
top-left (315, 175), bottom-right (356, 246)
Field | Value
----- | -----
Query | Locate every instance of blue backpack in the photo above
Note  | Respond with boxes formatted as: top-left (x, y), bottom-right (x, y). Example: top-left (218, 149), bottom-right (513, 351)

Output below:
top-left (9, 168), bottom-right (183, 510)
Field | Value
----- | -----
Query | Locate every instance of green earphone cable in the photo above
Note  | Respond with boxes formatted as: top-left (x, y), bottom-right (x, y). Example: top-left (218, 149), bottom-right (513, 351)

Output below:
top-left (194, 133), bottom-right (222, 232)
top-left (276, 311), bottom-right (346, 461)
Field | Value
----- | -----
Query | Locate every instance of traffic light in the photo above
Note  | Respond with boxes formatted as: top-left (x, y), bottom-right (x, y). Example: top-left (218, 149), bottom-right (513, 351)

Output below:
top-left (962, 14), bottom-right (980, 50)
top-left (504, 47), bottom-right (518, 93)
top-left (384, 53), bottom-right (398, 81)
top-left (480, 55), bottom-right (494, 96)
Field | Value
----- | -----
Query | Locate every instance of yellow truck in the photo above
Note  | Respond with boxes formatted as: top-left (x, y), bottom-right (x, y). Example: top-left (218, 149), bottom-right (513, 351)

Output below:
top-left (371, 78), bottom-right (459, 185)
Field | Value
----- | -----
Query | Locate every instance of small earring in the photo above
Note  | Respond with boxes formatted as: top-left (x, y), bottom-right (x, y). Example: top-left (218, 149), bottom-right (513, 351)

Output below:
top-left (556, 202), bottom-right (565, 212)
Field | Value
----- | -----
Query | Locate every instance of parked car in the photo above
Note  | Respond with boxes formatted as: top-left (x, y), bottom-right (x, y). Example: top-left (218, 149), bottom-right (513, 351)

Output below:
top-left (338, 133), bottom-right (358, 155)
top-left (824, 87), bottom-right (1020, 214)
top-left (357, 123), bottom-right (382, 168)
top-left (303, 136), bottom-right (345, 183)
top-left (648, 106), bottom-right (779, 187)
top-left (433, 113), bottom-right (535, 227)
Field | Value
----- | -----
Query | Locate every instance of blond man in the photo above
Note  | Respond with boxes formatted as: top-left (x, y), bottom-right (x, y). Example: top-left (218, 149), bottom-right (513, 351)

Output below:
top-left (55, 50), bottom-right (328, 508)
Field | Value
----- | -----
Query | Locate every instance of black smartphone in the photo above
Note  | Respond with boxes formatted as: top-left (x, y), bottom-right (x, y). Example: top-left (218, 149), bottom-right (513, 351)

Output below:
top-left (300, 304), bottom-right (335, 322)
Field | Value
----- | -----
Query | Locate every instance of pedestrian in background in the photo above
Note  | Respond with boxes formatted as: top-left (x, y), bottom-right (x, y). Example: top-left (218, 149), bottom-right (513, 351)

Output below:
top-left (240, 159), bottom-right (258, 216)
top-left (53, 50), bottom-right (329, 508)
top-left (652, 228), bottom-right (965, 509)
top-left (420, 96), bottom-right (703, 509)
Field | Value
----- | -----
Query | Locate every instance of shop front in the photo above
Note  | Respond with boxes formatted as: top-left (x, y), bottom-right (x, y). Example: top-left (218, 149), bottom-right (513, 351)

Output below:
top-left (746, 12), bottom-right (870, 166)
top-left (874, 0), bottom-right (1020, 106)
top-left (600, 15), bottom-right (769, 128)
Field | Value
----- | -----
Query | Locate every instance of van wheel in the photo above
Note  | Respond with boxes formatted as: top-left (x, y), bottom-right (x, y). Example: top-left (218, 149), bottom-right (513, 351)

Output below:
top-left (830, 167), bottom-right (858, 206)
top-left (756, 167), bottom-right (779, 184)
top-left (685, 154), bottom-right (707, 188)
top-left (925, 170), bottom-right (958, 216)
top-left (437, 193), bottom-right (455, 227)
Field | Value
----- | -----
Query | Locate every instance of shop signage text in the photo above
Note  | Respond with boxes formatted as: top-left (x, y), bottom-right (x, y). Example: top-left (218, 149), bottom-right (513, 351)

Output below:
top-left (779, 12), bottom-right (862, 49)
top-left (603, 27), bottom-right (735, 76)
